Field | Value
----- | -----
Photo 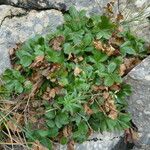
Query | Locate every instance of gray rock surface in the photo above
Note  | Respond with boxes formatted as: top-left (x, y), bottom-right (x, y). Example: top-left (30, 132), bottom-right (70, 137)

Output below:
top-left (0, 0), bottom-right (67, 11)
top-left (0, 0), bottom-right (149, 42)
top-left (125, 56), bottom-right (150, 149)
top-left (0, 5), bottom-right (64, 74)
top-left (54, 132), bottom-right (123, 150)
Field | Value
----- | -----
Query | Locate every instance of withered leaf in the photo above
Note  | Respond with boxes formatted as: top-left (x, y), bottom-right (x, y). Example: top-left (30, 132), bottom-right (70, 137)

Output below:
top-left (78, 56), bottom-right (84, 62)
top-left (32, 140), bottom-right (48, 150)
top-left (102, 91), bottom-right (110, 99)
top-left (67, 140), bottom-right (75, 150)
top-left (29, 77), bottom-right (44, 98)
top-left (102, 95), bottom-right (118, 120)
top-left (106, 3), bottom-right (113, 14)
top-left (93, 40), bottom-right (104, 51)
top-left (74, 66), bottom-right (82, 76)
top-left (7, 113), bottom-right (24, 132)
top-left (109, 84), bottom-right (121, 91)
top-left (31, 55), bottom-right (45, 68)
top-left (123, 57), bottom-right (141, 75)
top-left (83, 104), bottom-right (94, 115)
top-left (49, 36), bottom-right (65, 51)
top-left (93, 40), bottom-right (115, 56)
top-left (63, 125), bottom-right (72, 137)
top-left (125, 128), bottom-right (139, 144)
top-left (108, 109), bottom-right (118, 120)
top-left (119, 64), bottom-right (126, 76)
top-left (92, 85), bottom-right (108, 92)
top-left (116, 12), bottom-right (124, 22)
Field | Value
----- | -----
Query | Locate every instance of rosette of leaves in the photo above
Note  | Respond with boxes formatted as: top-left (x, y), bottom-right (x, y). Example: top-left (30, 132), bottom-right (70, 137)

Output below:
top-left (0, 6), bottom-right (147, 149)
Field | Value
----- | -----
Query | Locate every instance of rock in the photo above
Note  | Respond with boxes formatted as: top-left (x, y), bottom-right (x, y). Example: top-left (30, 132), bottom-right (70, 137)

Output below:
top-left (125, 56), bottom-right (150, 149)
top-left (0, 5), bottom-right (64, 74)
top-left (0, 0), bottom-right (67, 11)
top-left (119, 0), bottom-right (150, 44)
top-left (1, 0), bottom-right (149, 42)
top-left (55, 132), bottom-right (123, 150)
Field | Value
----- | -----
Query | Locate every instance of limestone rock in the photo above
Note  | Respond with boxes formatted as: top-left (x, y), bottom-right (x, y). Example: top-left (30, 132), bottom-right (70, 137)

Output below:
top-left (0, 0), bottom-right (67, 11)
top-left (1, 0), bottom-right (149, 43)
top-left (55, 132), bottom-right (123, 150)
top-left (0, 5), bottom-right (64, 74)
top-left (125, 56), bottom-right (150, 149)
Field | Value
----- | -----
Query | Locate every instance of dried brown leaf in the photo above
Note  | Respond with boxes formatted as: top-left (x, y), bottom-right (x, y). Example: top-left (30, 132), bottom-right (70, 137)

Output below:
top-left (7, 113), bottom-right (23, 132)
top-left (31, 56), bottom-right (44, 68)
top-left (67, 140), bottom-right (75, 150)
top-left (63, 125), bottom-right (72, 137)
top-left (49, 36), bottom-right (65, 51)
top-left (102, 96), bottom-right (118, 120)
top-left (93, 40), bottom-right (104, 51)
top-left (32, 140), bottom-right (48, 150)
top-left (123, 57), bottom-right (141, 74)
top-left (78, 56), bottom-right (84, 62)
top-left (83, 104), bottom-right (94, 115)
top-left (119, 64), bottom-right (126, 76)
top-left (74, 66), bottom-right (82, 76)
top-left (92, 85), bottom-right (107, 92)
top-left (109, 84), bottom-right (121, 91)
top-left (93, 40), bottom-right (116, 56)
top-left (106, 3), bottom-right (113, 14)
top-left (29, 77), bottom-right (43, 98)
top-left (116, 12), bottom-right (124, 22)
top-left (106, 45), bottom-right (115, 56)
top-left (108, 109), bottom-right (118, 120)
top-left (125, 128), bottom-right (139, 144)
top-left (102, 91), bottom-right (110, 99)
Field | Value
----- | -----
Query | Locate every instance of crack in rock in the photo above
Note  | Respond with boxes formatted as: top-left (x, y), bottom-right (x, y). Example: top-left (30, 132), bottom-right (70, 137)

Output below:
top-left (87, 136), bottom-right (121, 142)
top-left (0, 9), bottom-right (28, 27)
top-left (0, 0), bottom-right (67, 12)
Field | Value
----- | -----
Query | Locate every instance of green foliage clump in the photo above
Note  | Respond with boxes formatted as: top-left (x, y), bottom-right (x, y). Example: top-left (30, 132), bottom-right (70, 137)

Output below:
top-left (0, 6), bottom-right (147, 149)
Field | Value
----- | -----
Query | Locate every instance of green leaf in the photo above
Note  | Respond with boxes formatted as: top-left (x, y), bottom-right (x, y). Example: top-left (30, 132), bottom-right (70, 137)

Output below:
top-left (20, 55), bottom-right (33, 67)
top-left (78, 122), bottom-right (88, 133)
top-left (99, 16), bottom-right (115, 30)
top-left (12, 70), bottom-right (25, 82)
top-left (93, 51), bottom-right (108, 62)
top-left (24, 80), bottom-right (33, 92)
top-left (60, 137), bottom-right (68, 145)
top-left (106, 118), bottom-right (117, 131)
top-left (96, 30), bottom-right (111, 40)
top-left (37, 130), bottom-right (50, 137)
top-left (104, 76), bottom-right (114, 86)
top-left (5, 82), bottom-right (15, 92)
top-left (69, 6), bottom-right (79, 18)
top-left (63, 43), bottom-right (73, 54)
top-left (95, 63), bottom-right (105, 73)
top-left (46, 48), bottom-right (64, 63)
top-left (46, 120), bottom-right (55, 128)
top-left (83, 33), bottom-right (92, 46)
top-left (121, 46), bottom-right (136, 55)
top-left (45, 111), bottom-right (55, 119)
top-left (100, 120), bottom-right (107, 131)
top-left (40, 138), bottom-right (52, 149)
top-left (14, 80), bottom-right (24, 93)
top-left (119, 113), bottom-right (131, 123)
top-left (112, 74), bottom-right (122, 83)
top-left (108, 62), bottom-right (117, 73)
top-left (49, 127), bottom-right (59, 137)
top-left (55, 112), bottom-right (69, 128)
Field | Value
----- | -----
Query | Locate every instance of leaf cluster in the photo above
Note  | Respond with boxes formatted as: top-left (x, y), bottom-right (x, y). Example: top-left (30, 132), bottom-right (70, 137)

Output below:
top-left (0, 6), bottom-right (147, 149)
